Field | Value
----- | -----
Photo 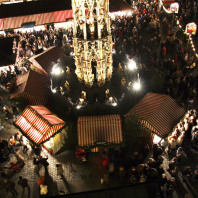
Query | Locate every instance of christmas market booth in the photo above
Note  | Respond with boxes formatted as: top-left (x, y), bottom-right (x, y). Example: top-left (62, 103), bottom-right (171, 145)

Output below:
top-left (29, 46), bottom-right (63, 76)
top-left (125, 93), bottom-right (185, 146)
top-left (77, 114), bottom-right (123, 152)
top-left (9, 70), bottom-right (50, 105)
top-left (14, 105), bottom-right (67, 154)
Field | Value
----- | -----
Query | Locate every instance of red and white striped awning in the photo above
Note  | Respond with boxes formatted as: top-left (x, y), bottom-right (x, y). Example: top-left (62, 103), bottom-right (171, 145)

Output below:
top-left (0, 19), bottom-right (4, 30)
top-left (15, 105), bottom-right (66, 145)
top-left (1, 10), bottom-right (73, 30)
top-left (10, 70), bottom-right (50, 105)
top-left (0, 0), bottom-right (132, 30)
top-left (125, 93), bottom-right (185, 138)
top-left (77, 115), bottom-right (123, 147)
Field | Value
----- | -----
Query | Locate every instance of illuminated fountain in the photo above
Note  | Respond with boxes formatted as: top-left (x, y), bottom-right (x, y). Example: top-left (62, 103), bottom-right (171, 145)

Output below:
top-left (72, 0), bottom-right (113, 87)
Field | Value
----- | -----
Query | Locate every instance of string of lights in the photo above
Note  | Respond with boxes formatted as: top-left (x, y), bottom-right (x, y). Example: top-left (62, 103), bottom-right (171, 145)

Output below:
top-left (159, 0), bottom-right (198, 59)
top-left (176, 20), bottom-right (198, 59)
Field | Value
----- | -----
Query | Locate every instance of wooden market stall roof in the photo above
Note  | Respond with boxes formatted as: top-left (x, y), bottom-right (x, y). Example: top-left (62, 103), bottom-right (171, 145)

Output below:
top-left (9, 70), bottom-right (50, 105)
top-left (125, 93), bottom-right (185, 138)
top-left (14, 105), bottom-right (66, 145)
top-left (29, 46), bottom-right (63, 76)
top-left (77, 114), bottom-right (123, 148)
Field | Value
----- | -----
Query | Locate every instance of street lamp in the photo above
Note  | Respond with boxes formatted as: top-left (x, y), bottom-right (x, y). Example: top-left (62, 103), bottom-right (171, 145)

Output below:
top-left (133, 81), bottom-right (141, 91)
top-left (76, 105), bottom-right (82, 109)
top-left (52, 64), bottom-right (63, 76)
top-left (112, 102), bottom-right (117, 107)
top-left (128, 60), bottom-right (137, 71)
top-left (51, 88), bottom-right (57, 93)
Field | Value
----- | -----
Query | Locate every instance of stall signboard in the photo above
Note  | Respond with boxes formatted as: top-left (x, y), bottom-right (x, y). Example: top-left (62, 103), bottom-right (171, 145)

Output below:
top-left (185, 22), bottom-right (197, 35)
top-left (170, 2), bottom-right (179, 13)
top-left (14, 25), bottom-right (45, 34)
top-left (54, 22), bottom-right (73, 29)
top-left (163, 0), bottom-right (175, 4)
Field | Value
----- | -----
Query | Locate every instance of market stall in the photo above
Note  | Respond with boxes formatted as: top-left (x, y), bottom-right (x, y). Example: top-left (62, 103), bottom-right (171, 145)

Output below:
top-left (125, 93), bottom-right (185, 144)
top-left (10, 70), bottom-right (50, 105)
top-left (14, 105), bottom-right (66, 154)
top-left (0, 0), bottom-right (131, 30)
top-left (29, 46), bottom-right (63, 76)
top-left (77, 114), bottom-right (123, 151)
top-left (0, 9), bottom-right (73, 30)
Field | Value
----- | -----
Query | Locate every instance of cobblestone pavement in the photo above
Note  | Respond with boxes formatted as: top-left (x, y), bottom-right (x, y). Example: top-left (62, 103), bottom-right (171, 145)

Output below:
top-left (1, 84), bottom-right (198, 198)
top-left (0, 87), bottom-right (107, 198)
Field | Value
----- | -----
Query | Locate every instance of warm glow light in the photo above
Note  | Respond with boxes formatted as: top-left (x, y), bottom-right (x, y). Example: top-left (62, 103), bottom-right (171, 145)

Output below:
top-left (52, 64), bottom-right (62, 76)
top-left (153, 134), bottom-right (162, 144)
top-left (53, 68), bottom-right (62, 75)
top-left (128, 60), bottom-right (137, 71)
top-left (73, 0), bottom-right (113, 87)
top-left (109, 97), bottom-right (113, 103)
top-left (112, 102), bottom-right (117, 107)
top-left (52, 89), bottom-right (56, 93)
top-left (76, 105), bottom-right (81, 109)
top-left (133, 81), bottom-right (141, 91)
top-left (79, 98), bottom-right (84, 105)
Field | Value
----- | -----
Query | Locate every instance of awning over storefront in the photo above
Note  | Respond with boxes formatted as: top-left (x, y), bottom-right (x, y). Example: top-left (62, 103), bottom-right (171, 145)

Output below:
top-left (15, 105), bottom-right (66, 145)
top-left (29, 46), bottom-right (63, 76)
top-left (0, 19), bottom-right (4, 30)
top-left (77, 115), bottom-right (123, 148)
top-left (0, 0), bottom-right (131, 30)
top-left (10, 70), bottom-right (50, 105)
top-left (125, 93), bottom-right (185, 138)
top-left (1, 10), bottom-right (73, 30)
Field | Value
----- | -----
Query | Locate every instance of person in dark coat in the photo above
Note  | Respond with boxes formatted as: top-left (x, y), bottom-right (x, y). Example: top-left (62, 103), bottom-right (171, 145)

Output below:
top-left (39, 155), bottom-right (49, 168)
top-left (5, 110), bottom-right (13, 125)
top-left (33, 145), bottom-right (42, 156)
top-left (11, 106), bottom-right (19, 121)
top-left (0, 96), bottom-right (5, 110)
top-left (18, 176), bottom-right (30, 197)
top-left (3, 179), bottom-right (18, 197)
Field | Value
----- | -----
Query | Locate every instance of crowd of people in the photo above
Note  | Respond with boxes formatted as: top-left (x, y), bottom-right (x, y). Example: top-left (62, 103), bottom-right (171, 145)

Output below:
top-left (0, 0), bottom-right (197, 107)
top-left (0, 0), bottom-right (198, 197)
top-left (166, 109), bottom-right (198, 197)
top-left (0, 25), bottom-right (74, 90)
top-left (99, 0), bottom-right (198, 196)
top-left (0, 127), bottom-right (51, 196)
top-left (99, 145), bottom-right (182, 197)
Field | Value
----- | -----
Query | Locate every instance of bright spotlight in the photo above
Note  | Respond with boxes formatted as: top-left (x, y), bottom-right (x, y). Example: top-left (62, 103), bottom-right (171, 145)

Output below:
top-left (112, 102), bottom-right (117, 107)
top-left (52, 65), bottom-right (62, 75)
top-left (52, 89), bottom-right (57, 93)
top-left (133, 81), bottom-right (141, 91)
top-left (128, 60), bottom-right (137, 71)
top-left (76, 105), bottom-right (81, 109)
